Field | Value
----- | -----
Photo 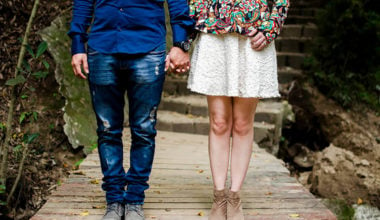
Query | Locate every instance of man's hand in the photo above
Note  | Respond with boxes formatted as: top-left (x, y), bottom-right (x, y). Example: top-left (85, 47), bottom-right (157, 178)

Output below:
top-left (165, 47), bottom-right (190, 73)
top-left (71, 53), bottom-right (89, 79)
top-left (248, 29), bottom-right (268, 51)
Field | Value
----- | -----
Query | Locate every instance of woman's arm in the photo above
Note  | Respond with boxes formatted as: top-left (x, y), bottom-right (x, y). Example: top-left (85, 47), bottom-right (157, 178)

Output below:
top-left (258, 0), bottom-right (290, 43)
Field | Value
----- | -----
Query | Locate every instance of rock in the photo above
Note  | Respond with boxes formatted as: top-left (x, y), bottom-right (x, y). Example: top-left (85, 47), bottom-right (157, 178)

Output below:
top-left (39, 12), bottom-right (96, 153)
top-left (39, 12), bottom-right (129, 154)
top-left (286, 143), bottom-right (315, 168)
top-left (310, 144), bottom-right (380, 208)
top-left (297, 171), bottom-right (312, 190)
top-left (353, 204), bottom-right (380, 220)
top-left (282, 100), bottom-right (295, 124)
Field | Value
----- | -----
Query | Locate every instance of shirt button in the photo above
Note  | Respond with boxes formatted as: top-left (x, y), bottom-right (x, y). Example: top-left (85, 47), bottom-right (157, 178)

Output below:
top-left (120, 8), bottom-right (123, 11)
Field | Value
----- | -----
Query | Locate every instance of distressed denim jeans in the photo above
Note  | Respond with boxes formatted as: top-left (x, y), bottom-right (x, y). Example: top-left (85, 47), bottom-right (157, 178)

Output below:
top-left (87, 43), bottom-right (166, 204)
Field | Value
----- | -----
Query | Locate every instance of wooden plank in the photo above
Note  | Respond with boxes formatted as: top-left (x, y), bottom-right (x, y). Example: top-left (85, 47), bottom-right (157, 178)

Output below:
top-left (32, 131), bottom-right (336, 219)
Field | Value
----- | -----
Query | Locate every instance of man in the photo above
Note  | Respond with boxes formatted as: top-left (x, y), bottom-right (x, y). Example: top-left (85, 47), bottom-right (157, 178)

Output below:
top-left (68, 1), bottom-right (194, 219)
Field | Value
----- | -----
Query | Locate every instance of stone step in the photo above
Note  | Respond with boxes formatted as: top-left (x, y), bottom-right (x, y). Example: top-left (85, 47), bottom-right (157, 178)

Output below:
top-left (277, 67), bottom-right (304, 84)
top-left (277, 52), bottom-right (307, 69)
top-left (286, 15), bottom-right (316, 24)
top-left (282, 24), bottom-right (318, 38)
top-left (156, 110), bottom-right (281, 155)
top-left (275, 37), bottom-right (313, 53)
top-left (159, 95), bottom-right (284, 125)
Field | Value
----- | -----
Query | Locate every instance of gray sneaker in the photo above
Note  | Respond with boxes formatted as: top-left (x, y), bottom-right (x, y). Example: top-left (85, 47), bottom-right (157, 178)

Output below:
top-left (125, 204), bottom-right (145, 220)
top-left (102, 202), bottom-right (124, 220)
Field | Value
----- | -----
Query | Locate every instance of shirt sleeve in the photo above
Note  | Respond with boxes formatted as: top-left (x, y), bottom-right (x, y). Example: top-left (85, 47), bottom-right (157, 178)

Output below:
top-left (167, 0), bottom-right (195, 43)
top-left (67, 0), bottom-right (95, 55)
top-left (258, 0), bottom-right (290, 43)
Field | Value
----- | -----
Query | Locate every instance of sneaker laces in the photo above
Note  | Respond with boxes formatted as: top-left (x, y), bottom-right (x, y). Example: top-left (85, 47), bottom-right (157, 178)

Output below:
top-left (106, 203), bottom-right (121, 212)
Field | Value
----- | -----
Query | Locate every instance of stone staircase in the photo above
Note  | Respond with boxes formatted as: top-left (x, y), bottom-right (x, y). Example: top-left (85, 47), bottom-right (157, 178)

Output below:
top-left (157, 0), bottom-right (319, 156)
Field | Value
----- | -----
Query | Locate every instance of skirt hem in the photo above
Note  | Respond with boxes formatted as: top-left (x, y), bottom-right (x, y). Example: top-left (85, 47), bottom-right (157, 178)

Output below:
top-left (187, 86), bottom-right (281, 99)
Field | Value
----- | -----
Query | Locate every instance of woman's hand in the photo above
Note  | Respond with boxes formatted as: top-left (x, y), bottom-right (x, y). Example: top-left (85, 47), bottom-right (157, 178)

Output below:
top-left (248, 29), bottom-right (268, 51)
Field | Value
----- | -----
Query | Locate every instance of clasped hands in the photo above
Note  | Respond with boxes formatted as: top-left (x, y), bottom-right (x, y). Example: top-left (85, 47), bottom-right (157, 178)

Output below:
top-left (165, 47), bottom-right (190, 73)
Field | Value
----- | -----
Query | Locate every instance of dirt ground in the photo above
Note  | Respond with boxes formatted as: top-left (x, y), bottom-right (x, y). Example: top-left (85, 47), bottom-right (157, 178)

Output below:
top-left (0, 1), bottom-right (85, 219)
top-left (283, 81), bottom-right (380, 208)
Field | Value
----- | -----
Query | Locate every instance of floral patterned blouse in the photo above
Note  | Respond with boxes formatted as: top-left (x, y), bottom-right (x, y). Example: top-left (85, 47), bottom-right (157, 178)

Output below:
top-left (189, 0), bottom-right (290, 43)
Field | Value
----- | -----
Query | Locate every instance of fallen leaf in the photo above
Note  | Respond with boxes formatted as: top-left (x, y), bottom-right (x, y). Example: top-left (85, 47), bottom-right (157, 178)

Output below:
top-left (197, 169), bottom-right (204, 173)
top-left (198, 211), bottom-right (204, 216)
top-left (92, 205), bottom-right (105, 209)
top-left (249, 211), bottom-right (259, 215)
top-left (90, 179), bottom-right (100, 184)
top-left (154, 190), bottom-right (161, 194)
top-left (72, 171), bottom-right (85, 175)
top-left (265, 192), bottom-right (272, 196)
top-left (63, 163), bottom-right (69, 168)
top-left (357, 198), bottom-right (363, 204)
top-left (289, 213), bottom-right (300, 218)
top-left (80, 211), bottom-right (89, 216)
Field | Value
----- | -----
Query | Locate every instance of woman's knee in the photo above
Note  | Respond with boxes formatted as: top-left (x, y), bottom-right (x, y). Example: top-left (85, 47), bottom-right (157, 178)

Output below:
top-left (232, 118), bottom-right (253, 136)
top-left (210, 115), bottom-right (232, 135)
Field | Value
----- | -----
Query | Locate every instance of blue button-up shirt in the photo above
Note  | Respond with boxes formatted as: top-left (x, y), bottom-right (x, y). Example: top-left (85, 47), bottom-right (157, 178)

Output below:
top-left (68, 0), bottom-right (194, 55)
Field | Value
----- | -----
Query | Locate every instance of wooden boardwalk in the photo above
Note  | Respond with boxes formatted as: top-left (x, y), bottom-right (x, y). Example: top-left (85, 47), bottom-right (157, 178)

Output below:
top-left (32, 130), bottom-right (336, 220)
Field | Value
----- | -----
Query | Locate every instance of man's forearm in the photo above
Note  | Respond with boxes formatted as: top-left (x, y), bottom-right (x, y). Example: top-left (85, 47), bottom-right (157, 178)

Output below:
top-left (68, 0), bottom-right (95, 55)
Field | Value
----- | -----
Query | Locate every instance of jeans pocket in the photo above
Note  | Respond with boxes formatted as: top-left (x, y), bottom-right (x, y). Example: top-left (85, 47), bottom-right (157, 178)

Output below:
top-left (87, 46), bottom-right (99, 56)
top-left (129, 48), bottom-right (166, 84)
top-left (148, 43), bottom-right (166, 55)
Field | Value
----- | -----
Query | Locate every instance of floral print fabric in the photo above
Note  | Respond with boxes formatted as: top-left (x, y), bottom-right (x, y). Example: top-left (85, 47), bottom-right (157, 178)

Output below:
top-left (189, 0), bottom-right (290, 43)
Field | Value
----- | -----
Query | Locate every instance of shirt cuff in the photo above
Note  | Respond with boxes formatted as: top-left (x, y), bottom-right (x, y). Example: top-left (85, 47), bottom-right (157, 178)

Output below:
top-left (172, 24), bottom-right (188, 43)
top-left (71, 35), bottom-right (87, 55)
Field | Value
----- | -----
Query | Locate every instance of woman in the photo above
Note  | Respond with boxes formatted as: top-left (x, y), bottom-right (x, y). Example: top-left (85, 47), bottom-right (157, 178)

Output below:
top-left (187, 0), bottom-right (289, 219)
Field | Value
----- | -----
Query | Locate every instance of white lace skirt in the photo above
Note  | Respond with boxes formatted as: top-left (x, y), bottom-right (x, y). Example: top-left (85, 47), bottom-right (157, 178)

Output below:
top-left (188, 33), bottom-right (280, 98)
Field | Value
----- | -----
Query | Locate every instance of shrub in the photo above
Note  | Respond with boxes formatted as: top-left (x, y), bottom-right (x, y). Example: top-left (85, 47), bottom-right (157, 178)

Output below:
top-left (306, 0), bottom-right (380, 110)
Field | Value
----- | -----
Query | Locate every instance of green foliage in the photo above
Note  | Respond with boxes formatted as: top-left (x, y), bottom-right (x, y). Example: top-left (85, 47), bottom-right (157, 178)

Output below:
top-left (74, 158), bottom-right (85, 168)
top-left (6, 75), bottom-right (26, 86)
top-left (23, 133), bottom-right (39, 144)
top-left (19, 112), bottom-right (30, 124)
top-left (36, 41), bottom-right (48, 59)
top-left (0, 123), bottom-right (5, 131)
top-left (0, 184), bottom-right (5, 194)
top-left (323, 199), bottom-right (355, 220)
top-left (306, 0), bottom-right (380, 110)
top-left (6, 41), bottom-right (50, 87)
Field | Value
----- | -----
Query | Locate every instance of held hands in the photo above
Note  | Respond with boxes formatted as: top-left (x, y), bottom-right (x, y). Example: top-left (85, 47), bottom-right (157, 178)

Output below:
top-left (248, 29), bottom-right (268, 51)
top-left (165, 47), bottom-right (190, 73)
top-left (71, 53), bottom-right (89, 79)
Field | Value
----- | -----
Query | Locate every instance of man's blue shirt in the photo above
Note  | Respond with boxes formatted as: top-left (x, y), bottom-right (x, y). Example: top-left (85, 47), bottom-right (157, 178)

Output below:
top-left (68, 0), bottom-right (194, 55)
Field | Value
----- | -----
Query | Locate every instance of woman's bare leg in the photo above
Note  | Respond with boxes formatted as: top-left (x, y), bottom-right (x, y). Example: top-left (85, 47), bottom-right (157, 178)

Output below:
top-left (207, 96), bottom-right (233, 190)
top-left (230, 97), bottom-right (259, 192)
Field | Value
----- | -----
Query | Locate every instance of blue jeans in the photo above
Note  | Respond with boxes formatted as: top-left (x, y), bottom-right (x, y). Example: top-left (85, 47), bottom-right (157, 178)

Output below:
top-left (87, 43), bottom-right (166, 204)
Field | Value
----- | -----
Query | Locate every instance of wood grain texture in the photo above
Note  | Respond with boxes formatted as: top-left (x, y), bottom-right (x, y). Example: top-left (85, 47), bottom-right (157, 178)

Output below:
top-left (32, 130), bottom-right (336, 220)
